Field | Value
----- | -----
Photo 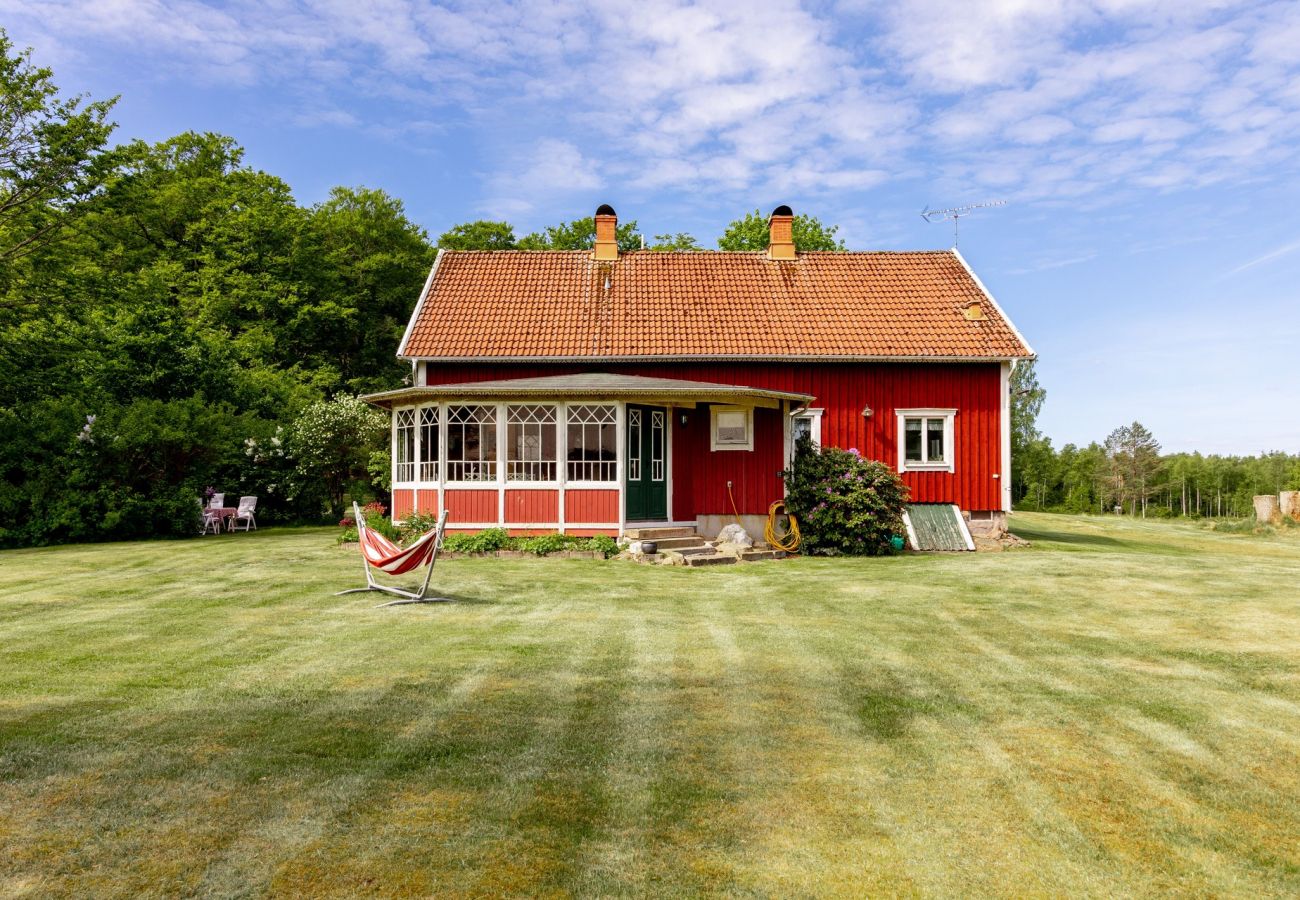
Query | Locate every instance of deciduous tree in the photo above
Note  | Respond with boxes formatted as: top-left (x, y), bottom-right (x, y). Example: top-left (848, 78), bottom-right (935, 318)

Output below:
top-left (717, 210), bottom-right (845, 251)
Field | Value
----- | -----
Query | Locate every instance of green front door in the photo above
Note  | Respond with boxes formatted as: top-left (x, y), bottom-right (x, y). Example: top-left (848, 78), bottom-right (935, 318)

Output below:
top-left (625, 404), bottom-right (668, 521)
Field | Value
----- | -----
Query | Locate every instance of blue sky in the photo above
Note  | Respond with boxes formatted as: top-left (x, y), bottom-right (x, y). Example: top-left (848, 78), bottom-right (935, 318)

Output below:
top-left (6, 0), bottom-right (1300, 454)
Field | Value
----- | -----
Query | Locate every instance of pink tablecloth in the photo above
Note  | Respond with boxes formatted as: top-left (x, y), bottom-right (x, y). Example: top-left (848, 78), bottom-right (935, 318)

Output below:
top-left (208, 506), bottom-right (237, 529)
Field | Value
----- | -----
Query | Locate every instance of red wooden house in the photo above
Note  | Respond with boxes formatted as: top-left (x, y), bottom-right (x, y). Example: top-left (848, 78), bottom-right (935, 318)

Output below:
top-left (365, 206), bottom-right (1033, 539)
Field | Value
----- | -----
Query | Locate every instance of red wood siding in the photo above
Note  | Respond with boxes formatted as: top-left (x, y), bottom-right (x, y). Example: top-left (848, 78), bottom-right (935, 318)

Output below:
top-left (565, 488), bottom-right (619, 524)
top-left (444, 489), bottom-right (497, 524)
top-left (424, 361), bottom-right (1003, 513)
top-left (505, 489), bottom-right (559, 523)
top-left (416, 489), bottom-right (438, 515)
top-left (564, 528), bottom-right (619, 536)
top-left (392, 488), bottom-right (415, 520)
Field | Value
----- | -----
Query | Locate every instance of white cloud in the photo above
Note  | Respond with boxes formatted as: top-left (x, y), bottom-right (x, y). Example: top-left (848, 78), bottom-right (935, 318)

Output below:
top-left (5, 0), bottom-right (1300, 217)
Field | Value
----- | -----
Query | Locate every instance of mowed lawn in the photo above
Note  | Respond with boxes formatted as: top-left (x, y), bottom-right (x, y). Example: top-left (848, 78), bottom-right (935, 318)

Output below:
top-left (1, 514), bottom-right (1298, 897)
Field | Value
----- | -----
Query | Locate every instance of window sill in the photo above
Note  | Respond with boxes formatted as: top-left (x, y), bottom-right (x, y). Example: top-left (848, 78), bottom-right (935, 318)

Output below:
top-left (900, 463), bottom-right (954, 473)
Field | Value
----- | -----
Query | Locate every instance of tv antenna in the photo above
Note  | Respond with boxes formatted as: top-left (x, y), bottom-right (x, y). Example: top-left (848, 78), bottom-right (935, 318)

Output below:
top-left (920, 200), bottom-right (1006, 248)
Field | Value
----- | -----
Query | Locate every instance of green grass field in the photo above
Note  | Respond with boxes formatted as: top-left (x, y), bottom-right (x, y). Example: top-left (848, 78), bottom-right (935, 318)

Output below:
top-left (2, 513), bottom-right (1298, 897)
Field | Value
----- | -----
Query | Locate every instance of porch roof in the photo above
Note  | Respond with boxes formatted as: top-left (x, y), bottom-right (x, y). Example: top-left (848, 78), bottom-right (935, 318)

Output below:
top-left (361, 373), bottom-right (814, 409)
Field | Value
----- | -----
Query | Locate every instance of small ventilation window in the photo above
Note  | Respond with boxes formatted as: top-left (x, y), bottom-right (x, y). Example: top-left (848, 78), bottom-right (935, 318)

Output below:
top-left (711, 405), bottom-right (754, 451)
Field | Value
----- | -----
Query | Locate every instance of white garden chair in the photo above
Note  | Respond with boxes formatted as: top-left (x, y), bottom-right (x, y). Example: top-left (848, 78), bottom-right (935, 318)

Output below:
top-left (201, 505), bottom-right (224, 535)
top-left (231, 496), bottom-right (258, 531)
top-left (336, 502), bottom-right (451, 606)
top-left (207, 493), bottom-right (225, 509)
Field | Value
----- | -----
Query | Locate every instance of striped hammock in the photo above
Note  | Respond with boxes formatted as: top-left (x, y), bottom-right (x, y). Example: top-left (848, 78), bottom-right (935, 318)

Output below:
top-left (338, 502), bottom-right (450, 605)
top-left (360, 522), bottom-right (441, 575)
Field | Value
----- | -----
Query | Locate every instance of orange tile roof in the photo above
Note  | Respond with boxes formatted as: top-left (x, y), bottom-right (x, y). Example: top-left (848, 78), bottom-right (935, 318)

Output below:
top-left (400, 249), bottom-right (1032, 360)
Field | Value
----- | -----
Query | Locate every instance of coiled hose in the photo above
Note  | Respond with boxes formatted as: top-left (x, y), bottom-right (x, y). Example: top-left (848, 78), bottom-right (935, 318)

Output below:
top-left (764, 500), bottom-right (801, 553)
top-left (726, 483), bottom-right (801, 553)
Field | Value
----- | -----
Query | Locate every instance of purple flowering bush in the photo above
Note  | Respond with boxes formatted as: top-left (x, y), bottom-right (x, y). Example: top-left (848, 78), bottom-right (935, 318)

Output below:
top-left (783, 436), bottom-right (909, 555)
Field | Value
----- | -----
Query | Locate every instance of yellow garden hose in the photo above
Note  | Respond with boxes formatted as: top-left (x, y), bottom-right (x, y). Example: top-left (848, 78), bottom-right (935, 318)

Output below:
top-left (764, 500), bottom-right (802, 553)
top-left (726, 483), bottom-right (801, 553)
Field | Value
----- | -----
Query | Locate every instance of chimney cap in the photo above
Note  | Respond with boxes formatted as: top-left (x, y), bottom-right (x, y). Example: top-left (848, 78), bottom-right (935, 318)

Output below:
top-left (595, 203), bottom-right (617, 216)
top-left (770, 204), bottom-right (793, 218)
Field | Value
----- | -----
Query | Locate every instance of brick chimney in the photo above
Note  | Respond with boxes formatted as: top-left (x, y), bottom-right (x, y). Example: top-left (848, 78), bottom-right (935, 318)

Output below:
top-left (594, 204), bottom-right (618, 260)
top-left (767, 205), bottom-right (795, 260)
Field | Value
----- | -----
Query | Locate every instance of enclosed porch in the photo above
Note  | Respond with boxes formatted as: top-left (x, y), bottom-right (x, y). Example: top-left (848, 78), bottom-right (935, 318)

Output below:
top-left (362, 373), bottom-right (813, 536)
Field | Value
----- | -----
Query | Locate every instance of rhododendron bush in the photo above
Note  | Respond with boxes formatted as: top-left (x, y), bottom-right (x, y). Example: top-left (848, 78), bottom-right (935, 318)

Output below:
top-left (783, 436), bottom-right (909, 556)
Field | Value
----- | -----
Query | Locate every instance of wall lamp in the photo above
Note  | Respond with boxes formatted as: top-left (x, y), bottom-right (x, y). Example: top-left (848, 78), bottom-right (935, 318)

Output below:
top-left (861, 405), bottom-right (873, 418)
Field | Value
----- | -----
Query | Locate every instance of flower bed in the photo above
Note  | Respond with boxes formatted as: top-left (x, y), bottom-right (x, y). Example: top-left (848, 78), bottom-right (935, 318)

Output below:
top-left (338, 518), bottom-right (619, 559)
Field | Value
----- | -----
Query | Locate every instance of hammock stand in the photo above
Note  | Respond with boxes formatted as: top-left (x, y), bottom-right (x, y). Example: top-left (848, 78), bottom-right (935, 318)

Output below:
top-left (336, 501), bottom-right (451, 606)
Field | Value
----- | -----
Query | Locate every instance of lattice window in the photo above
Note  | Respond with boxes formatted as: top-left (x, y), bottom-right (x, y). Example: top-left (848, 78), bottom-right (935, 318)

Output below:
top-left (507, 404), bottom-right (557, 481)
top-left (566, 404), bottom-right (617, 482)
top-left (651, 410), bottom-right (665, 481)
top-left (418, 407), bottom-right (439, 481)
top-left (446, 404), bottom-right (498, 481)
top-left (394, 408), bottom-right (415, 483)
top-left (628, 408), bottom-right (642, 481)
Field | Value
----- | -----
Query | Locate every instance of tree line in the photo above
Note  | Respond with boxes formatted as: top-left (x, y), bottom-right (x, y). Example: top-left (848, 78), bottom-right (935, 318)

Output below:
top-left (1011, 362), bottom-right (1299, 518)
top-left (0, 31), bottom-right (843, 546)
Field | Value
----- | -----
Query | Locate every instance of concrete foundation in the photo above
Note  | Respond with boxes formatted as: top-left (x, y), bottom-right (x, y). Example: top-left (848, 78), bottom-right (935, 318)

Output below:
top-left (697, 514), bottom-right (770, 543)
top-left (963, 509), bottom-right (1007, 538)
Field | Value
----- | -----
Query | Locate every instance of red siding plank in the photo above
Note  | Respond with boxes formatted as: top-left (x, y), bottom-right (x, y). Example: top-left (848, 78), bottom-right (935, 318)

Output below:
top-left (566, 489), bottom-right (619, 524)
top-left (392, 489), bottom-right (415, 520)
top-left (445, 489), bottom-right (498, 524)
top-left (505, 489), bottom-right (559, 524)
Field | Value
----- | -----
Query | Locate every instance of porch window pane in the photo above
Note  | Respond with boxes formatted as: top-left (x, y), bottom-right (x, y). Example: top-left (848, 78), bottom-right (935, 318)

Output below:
top-left (395, 409), bottom-right (415, 483)
top-left (507, 404), bottom-right (557, 481)
top-left (651, 410), bottom-right (665, 481)
top-left (904, 418), bottom-right (923, 462)
top-left (446, 404), bottom-right (497, 481)
top-left (926, 418), bottom-right (946, 463)
top-left (567, 404), bottom-right (616, 481)
top-left (628, 408), bottom-right (642, 481)
top-left (418, 407), bottom-right (438, 481)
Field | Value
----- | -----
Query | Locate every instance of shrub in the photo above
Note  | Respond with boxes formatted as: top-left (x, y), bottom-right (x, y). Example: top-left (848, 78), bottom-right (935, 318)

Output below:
top-left (783, 437), bottom-right (909, 556)
top-left (516, 533), bottom-right (568, 555)
top-left (284, 395), bottom-right (386, 519)
top-left (443, 528), bottom-right (510, 554)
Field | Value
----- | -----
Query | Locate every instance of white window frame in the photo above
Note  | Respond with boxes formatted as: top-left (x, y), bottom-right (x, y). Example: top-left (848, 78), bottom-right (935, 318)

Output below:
top-left (393, 408), bottom-right (416, 484)
top-left (417, 404), bottom-right (439, 483)
top-left (896, 408), bottom-right (956, 473)
top-left (790, 407), bottom-right (823, 449)
top-left (710, 405), bottom-right (754, 452)
top-left (506, 403), bottom-right (559, 483)
top-left (445, 403), bottom-right (499, 483)
top-left (566, 403), bottom-right (619, 484)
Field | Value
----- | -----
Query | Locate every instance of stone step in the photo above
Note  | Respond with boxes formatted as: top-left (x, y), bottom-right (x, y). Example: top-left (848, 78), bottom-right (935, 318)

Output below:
top-left (649, 536), bottom-right (709, 550)
top-left (675, 545), bottom-right (719, 557)
top-left (624, 526), bottom-right (696, 540)
top-left (683, 553), bottom-right (738, 567)
top-left (740, 549), bottom-right (786, 562)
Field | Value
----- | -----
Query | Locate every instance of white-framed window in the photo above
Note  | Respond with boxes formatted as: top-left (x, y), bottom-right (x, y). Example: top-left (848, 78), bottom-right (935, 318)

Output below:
top-left (446, 404), bottom-right (498, 481)
top-left (628, 408), bottom-right (642, 480)
top-left (791, 407), bottom-right (823, 449)
top-left (896, 408), bottom-right (956, 473)
top-left (394, 408), bottom-right (415, 483)
top-left (418, 406), bottom-right (438, 482)
top-left (651, 409), bottom-right (665, 480)
top-left (710, 405), bottom-right (753, 451)
top-left (507, 404), bottom-right (558, 481)
top-left (567, 404), bottom-right (617, 482)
